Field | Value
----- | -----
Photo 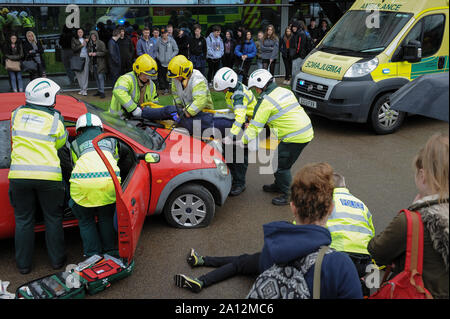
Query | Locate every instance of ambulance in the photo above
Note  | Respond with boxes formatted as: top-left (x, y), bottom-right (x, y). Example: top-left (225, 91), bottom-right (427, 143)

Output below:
top-left (292, 0), bottom-right (449, 134)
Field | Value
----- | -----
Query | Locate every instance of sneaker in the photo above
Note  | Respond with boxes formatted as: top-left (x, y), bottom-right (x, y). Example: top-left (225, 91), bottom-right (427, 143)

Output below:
top-left (187, 248), bottom-right (204, 267)
top-left (77, 91), bottom-right (83, 95)
top-left (262, 183), bottom-right (283, 194)
top-left (272, 194), bottom-right (289, 206)
top-left (174, 274), bottom-right (203, 293)
top-left (82, 91), bottom-right (88, 96)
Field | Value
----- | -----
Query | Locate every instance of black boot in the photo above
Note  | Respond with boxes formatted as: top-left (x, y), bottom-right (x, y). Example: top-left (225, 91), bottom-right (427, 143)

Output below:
top-left (229, 184), bottom-right (246, 196)
top-left (272, 194), bottom-right (289, 206)
top-left (263, 183), bottom-right (283, 194)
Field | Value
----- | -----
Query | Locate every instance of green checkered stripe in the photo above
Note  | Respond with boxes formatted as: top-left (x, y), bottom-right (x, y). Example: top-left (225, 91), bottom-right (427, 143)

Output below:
top-left (71, 171), bottom-right (120, 179)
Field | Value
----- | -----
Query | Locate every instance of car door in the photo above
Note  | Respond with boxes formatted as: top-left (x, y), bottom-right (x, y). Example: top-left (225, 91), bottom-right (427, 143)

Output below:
top-left (92, 133), bottom-right (151, 262)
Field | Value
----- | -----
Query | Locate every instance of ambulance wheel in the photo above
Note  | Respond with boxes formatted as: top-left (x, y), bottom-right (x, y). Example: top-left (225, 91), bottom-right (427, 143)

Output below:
top-left (369, 93), bottom-right (405, 135)
top-left (164, 184), bottom-right (215, 229)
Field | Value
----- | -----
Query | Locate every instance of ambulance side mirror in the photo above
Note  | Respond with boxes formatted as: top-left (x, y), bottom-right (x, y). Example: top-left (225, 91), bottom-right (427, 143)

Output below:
top-left (402, 40), bottom-right (422, 63)
top-left (137, 152), bottom-right (160, 164)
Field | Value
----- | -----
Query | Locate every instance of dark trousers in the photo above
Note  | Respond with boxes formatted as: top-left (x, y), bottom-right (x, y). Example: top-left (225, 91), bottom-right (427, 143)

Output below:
top-left (207, 58), bottom-right (221, 83)
top-left (223, 142), bottom-right (249, 187)
top-left (262, 59), bottom-right (276, 75)
top-left (157, 61), bottom-right (169, 90)
top-left (199, 252), bottom-right (261, 287)
top-left (222, 54), bottom-right (235, 69)
top-left (282, 56), bottom-right (293, 80)
top-left (9, 179), bottom-right (66, 269)
top-left (109, 65), bottom-right (120, 85)
top-left (70, 200), bottom-right (116, 257)
top-left (274, 141), bottom-right (309, 195)
top-left (62, 48), bottom-right (75, 83)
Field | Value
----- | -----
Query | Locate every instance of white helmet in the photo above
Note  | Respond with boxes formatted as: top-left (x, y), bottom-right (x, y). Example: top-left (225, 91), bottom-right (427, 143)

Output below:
top-left (248, 69), bottom-right (273, 89)
top-left (19, 11), bottom-right (27, 17)
top-left (76, 113), bottom-right (103, 132)
top-left (213, 67), bottom-right (238, 91)
top-left (25, 78), bottom-right (61, 107)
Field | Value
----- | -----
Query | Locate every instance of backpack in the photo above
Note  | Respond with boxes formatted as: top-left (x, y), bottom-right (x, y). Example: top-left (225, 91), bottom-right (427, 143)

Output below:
top-left (247, 246), bottom-right (330, 299)
top-left (297, 30), bottom-right (315, 59)
top-left (369, 210), bottom-right (433, 299)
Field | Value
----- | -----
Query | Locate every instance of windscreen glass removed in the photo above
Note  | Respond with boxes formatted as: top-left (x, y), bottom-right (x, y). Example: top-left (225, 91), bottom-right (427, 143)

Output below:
top-left (320, 10), bottom-right (412, 56)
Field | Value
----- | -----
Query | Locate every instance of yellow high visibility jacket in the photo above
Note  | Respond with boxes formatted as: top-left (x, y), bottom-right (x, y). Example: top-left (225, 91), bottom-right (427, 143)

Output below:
top-left (171, 69), bottom-right (214, 116)
top-left (69, 127), bottom-right (120, 207)
top-left (109, 72), bottom-right (158, 117)
top-left (224, 82), bottom-right (257, 136)
top-left (8, 104), bottom-right (67, 181)
top-left (242, 83), bottom-right (314, 144)
top-left (327, 188), bottom-right (375, 255)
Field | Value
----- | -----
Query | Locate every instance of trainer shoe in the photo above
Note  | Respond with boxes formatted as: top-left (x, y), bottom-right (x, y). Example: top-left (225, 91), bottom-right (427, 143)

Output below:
top-left (187, 248), bottom-right (204, 267)
top-left (272, 194), bottom-right (290, 206)
top-left (174, 274), bottom-right (203, 293)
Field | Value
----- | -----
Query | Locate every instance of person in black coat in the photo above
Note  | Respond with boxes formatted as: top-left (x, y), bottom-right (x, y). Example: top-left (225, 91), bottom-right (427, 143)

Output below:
top-left (279, 26), bottom-right (296, 85)
top-left (174, 28), bottom-right (190, 58)
top-left (23, 31), bottom-right (46, 80)
top-left (222, 30), bottom-right (236, 69)
top-left (117, 27), bottom-right (134, 75)
top-left (108, 29), bottom-right (121, 84)
top-left (189, 24), bottom-right (207, 77)
top-left (59, 26), bottom-right (76, 84)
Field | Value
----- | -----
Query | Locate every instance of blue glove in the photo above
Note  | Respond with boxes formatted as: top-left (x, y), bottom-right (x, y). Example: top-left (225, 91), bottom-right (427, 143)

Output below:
top-left (171, 112), bottom-right (180, 122)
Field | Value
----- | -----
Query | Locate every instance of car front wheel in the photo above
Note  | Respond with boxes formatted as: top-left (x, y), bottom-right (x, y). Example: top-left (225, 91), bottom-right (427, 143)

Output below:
top-left (369, 93), bottom-right (405, 135)
top-left (164, 184), bottom-right (215, 229)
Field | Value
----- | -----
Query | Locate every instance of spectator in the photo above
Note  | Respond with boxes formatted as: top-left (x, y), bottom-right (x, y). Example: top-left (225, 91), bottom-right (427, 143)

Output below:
top-left (71, 28), bottom-right (90, 96)
top-left (59, 25), bottom-right (76, 85)
top-left (318, 19), bottom-right (329, 43)
top-left (174, 28), bottom-right (190, 58)
top-left (189, 24), bottom-right (207, 77)
top-left (234, 30), bottom-right (256, 85)
top-left (309, 19), bottom-right (320, 43)
top-left (166, 24), bottom-right (174, 38)
top-left (279, 26), bottom-right (295, 85)
top-left (2, 33), bottom-right (24, 92)
top-left (235, 26), bottom-right (245, 44)
top-left (222, 30), bottom-right (236, 69)
top-left (255, 30), bottom-right (264, 69)
top-left (130, 24), bottom-right (140, 53)
top-left (291, 21), bottom-right (306, 78)
top-left (136, 27), bottom-right (156, 59)
top-left (151, 27), bottom-right (160, 45)
top-left (155, 28), bottom-right (178, 94)
top-left (97, 22), bottom-right (110, 44)
top-left (260, 24), bottom-right (279, 75)
top-left (174, 163), bottom-right (363, 299)
top-left (123, 21), bottom-right (133, 35)
top-left (106, 20), bottom-right (116, 33)
top-left (39, 7), bottom-right (48, 31)
top-left (368, 133), bottom-right (449, 299)
top-left (118, 27), bottom-right (135, 75)
top-left (23, 30), bottom-right (46, 80)
top-left (108, 28), bottom-right (121, 84)
top-left (206, 25), bottom-right (224, 86)
top-left (88, 30), bottom-right (107, 99)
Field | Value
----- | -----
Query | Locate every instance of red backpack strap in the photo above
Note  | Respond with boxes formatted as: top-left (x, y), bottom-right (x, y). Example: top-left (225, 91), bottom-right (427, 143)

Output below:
top-left (296, 34), bottom-right (301, 54)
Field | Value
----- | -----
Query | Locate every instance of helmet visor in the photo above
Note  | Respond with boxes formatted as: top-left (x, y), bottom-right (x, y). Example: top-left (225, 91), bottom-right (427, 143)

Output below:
top-left (167, 68), bottom-right (179, 78)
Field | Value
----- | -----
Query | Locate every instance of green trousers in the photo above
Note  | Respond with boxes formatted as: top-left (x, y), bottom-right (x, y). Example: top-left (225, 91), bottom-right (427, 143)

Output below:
top-left (8, 179), bottom-right (66, 270)
top-left (274, 141), bottom-right (310, 195)
top-left (69, 200), bottom-right (116, 257)
top-left (224, 143), bottom-right (249, 187)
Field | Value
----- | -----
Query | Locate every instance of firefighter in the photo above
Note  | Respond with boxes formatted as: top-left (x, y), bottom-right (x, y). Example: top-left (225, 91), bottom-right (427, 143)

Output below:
top-left (167, 55), bottom-right (215, 136)
top-left (242, 69), bottom-right (314, 206)
top-left (213, 67), bottom-right (257, 196)
top-left (69, 113), bottom-right (120, 257)
top-left (20, 11), bottom-right (35, 35)
top-left (8, 78), bottom-right (68, 274)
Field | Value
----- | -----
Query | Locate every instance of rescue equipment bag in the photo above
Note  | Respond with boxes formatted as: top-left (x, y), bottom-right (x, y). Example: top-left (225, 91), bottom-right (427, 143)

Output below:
top-left (369, 209), bottom-right (433, 299)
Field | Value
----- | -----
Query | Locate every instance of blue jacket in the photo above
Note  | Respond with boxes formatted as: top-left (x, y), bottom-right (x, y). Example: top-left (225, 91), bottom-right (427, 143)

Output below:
top-left (234, 40), bottom-right (257, 59)
top-left (136, 37), bottom-right (157, 59)
top-left (206, 33), bottom-right (224, 60)
top-left (259, 221), bottom-right (363, 299)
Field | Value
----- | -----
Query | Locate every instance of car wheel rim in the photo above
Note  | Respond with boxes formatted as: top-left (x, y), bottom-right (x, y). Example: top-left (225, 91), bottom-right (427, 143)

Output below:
top-left (378, 100), bottom-right (399, 129)
top-left (170, 194), bottom-right (207, 227)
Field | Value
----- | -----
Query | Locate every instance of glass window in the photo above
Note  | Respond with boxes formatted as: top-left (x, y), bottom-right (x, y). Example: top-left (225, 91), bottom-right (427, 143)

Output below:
top-left (320, 10), bottom-right (413, 56)
top-left (422, 14), bottom-right (445, 57)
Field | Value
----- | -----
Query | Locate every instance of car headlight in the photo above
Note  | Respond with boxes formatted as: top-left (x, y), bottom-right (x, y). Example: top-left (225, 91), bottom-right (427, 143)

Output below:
top-left (344, 57), bottom-right (378, 78)
top-left (213, 157), bottom-right (229, 176)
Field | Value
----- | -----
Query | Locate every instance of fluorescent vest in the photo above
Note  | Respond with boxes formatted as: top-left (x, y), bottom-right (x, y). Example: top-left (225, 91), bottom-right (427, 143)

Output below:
top-left (327, 188), bottom-right (375, 255)
top-left (110, 72), bottom-right (158, 116)
top-left (171, 69), bottom-right (214, 116)
top-left (242, 86), bottom-right (314, 144)
top-left (69, 133), bottom-right (120, 207)
top-left (225, 82), bottom-right (257, 136)
top-left (8, 105), bottom-right (67, 181)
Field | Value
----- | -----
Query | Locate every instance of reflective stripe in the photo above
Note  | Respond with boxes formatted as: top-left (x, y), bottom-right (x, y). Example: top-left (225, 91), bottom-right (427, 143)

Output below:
top-left (10, 164), bottom-right (61, 173)
top-left (233, 104), bottom-right (246, 109)
top-left (49, 113), bottom-right (59, 135)
top-left (192, 90), bottom-right (207, 97)
top-left (188, 103), bottom-right (200, 114)
top-left (114, 85), bottom-right (128, 92)
top-left (123, 99), bottom-right (134, 110)
top-left (12, 130), bottom-right (56, 142)
top-left (232, 120), bottom-right (243, 128)
top-left (327, 224), bottom-right (374, 236)
top-left (71, 171), bottom-right (120, 179)
top-left (56, 130), bottom-right (67, 141)
top-left (250, 119), bottom-right (265, 128)
top-left (281, 123), bottom-right (312, 141)
top-left (263, 94), bottom-right (283, 112)
top-left (127, 73), bottom-right (137, 101)
top-left (329, 211), bottom-right (370, 224)
top-left (278, 92), bottom-right (292, 102)
top-left (267, 102), bottom-right (301, 123)
top-left (231, 90), bottom-right (244, 100)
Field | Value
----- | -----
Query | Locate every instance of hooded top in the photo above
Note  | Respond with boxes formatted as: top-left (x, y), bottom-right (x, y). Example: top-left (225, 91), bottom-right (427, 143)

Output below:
top-left (259, 221), bottom-right (363, 299)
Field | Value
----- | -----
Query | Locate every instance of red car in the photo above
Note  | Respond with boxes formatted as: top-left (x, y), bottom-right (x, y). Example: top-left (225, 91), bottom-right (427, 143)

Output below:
top-left (0, 93), bottom-right (231, 261)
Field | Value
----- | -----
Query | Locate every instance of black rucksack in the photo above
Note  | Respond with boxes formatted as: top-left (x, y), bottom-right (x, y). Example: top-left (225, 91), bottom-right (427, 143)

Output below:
top-left (297, 30), bottom-right (315, 59)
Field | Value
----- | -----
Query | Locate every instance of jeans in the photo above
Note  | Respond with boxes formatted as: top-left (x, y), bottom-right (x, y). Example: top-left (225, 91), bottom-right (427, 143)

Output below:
top-left (9, 71), bottom-right (23, 92)
top-left (92, 64), bottom-right (105, 94)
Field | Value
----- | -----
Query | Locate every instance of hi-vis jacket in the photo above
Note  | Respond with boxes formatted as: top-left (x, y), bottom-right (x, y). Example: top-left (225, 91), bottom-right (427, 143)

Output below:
top-left (242, 82), bottom-right (314, 144)
top-left (225, 82), bottom-right (257, 136)
top-left (69, 127), bottom-right (120, 207)
top-left (327, 187), bottom-right (375, 255)
top-left (110, 71), bottom-right (158, 117)
top-left (8, 104), bottom-right (67, 181)
top-left (171, 69), bottom-right (214, 116)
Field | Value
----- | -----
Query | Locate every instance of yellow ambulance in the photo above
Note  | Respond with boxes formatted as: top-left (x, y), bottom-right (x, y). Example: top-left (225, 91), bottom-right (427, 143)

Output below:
top-left (293, 0), bottom-right (449, 134)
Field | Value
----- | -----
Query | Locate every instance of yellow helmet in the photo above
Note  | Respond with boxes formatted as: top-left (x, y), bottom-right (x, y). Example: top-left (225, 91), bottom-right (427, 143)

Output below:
top-left (167, 55), bottom-right (193, 79)
top-left (133, 54), bottom-right (157, 76)
top-left (1, 8), bottom-right (9, 15)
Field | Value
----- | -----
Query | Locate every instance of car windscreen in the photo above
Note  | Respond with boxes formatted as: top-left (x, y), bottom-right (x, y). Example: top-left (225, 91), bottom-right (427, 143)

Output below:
top-left (85, 103), bottom-right (159, 151)
top-left (320, 10), bottom-right (412, 56)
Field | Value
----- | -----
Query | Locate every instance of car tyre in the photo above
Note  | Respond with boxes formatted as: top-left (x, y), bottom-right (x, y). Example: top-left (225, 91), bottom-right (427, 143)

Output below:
top-left (164, 184), bottom-right (215, 229)
top-left (369, 93), bottom-right (405, 135)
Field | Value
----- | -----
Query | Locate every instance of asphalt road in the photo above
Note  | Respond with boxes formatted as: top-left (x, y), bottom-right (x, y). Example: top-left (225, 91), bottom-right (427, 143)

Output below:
top-left (0, 111), bottom-right (448, 300)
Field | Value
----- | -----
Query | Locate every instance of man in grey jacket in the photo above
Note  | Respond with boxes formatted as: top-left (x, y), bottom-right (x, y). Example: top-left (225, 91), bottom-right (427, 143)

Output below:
top-left (156, 28), bottom-right (178, 93)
